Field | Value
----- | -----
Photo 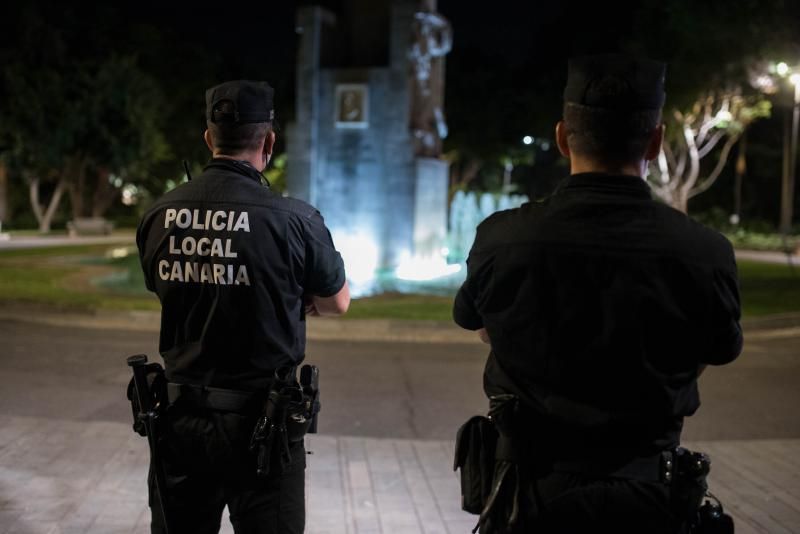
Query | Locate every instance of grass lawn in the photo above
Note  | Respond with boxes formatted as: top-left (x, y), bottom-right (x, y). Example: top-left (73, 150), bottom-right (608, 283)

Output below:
top-left (737, 260), bottom-right (800, 317)
top-left (0, 244), bottom-right (798, 319)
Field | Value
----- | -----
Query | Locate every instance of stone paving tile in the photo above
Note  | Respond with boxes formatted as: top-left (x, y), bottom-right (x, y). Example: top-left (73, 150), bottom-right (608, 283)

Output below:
top-left (0, 415), bottom-right (799, 533)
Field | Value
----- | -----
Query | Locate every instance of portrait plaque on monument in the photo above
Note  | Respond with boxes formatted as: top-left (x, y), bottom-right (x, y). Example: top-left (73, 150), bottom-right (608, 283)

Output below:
top-left (334, 84), bottom-right (369, 128)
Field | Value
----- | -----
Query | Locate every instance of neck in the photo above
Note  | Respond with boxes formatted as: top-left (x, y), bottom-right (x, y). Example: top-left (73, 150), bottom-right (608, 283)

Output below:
top-left (570, 157), bottom-right (646, 178)
top-left (213, 152), bottom-right (264, 172)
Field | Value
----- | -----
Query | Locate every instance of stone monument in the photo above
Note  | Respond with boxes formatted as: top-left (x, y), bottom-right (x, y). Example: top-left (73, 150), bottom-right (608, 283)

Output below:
top-left (287, 0), bottom-right (452, 288)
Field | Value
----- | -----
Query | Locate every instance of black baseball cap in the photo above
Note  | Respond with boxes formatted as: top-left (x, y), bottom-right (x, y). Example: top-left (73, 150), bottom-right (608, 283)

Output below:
top-left (564, 54), bottom-right (666, 111)
top-left (205, 80), bottom-right (275, 124)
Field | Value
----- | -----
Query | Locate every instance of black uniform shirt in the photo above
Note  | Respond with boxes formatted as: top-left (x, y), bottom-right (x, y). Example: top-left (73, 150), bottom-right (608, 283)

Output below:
top-left (137, 159), bottom-right (345, 390)
top-left (454, 173), bottom-right (742, 456)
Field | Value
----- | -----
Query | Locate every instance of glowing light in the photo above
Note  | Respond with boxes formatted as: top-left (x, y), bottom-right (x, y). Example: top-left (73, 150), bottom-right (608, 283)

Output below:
top-left (122, 184), bottom-right (139, 206)
top-left (395, 254), bottom-right (462, 282)
top-left (790, 73), bottom-right (800, 86)
top-left (522, 135), bottom-right (534, 145)
top-left (777, 62), bottom-right (790, 77)
top-left (107, 247), bottom-right (132, 259)
top-left (332, 231), bottom-right (379, 292)
top-left (715, 110), bottom-right (733, 122)
top-left (753, 74), bottom-right (777, 94)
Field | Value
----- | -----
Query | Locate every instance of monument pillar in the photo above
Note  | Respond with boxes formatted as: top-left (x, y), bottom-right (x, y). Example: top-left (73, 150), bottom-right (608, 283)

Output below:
top-left (287, 7), bottom-right (335, 206)
top-left (412, 158), bottom-right (449, 258)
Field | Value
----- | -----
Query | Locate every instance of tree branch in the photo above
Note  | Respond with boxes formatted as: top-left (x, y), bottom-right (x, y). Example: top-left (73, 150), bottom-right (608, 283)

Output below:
top-left (697, 130), bottom-right (726, 159)
top-left (680, 124), bottom-right (701, 198)
top-left (689, 134), bottom-right (740, 199)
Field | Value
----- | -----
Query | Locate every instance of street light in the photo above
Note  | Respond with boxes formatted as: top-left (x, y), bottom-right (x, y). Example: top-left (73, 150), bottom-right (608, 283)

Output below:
top-left (778, 64), bottom-right (800, 237)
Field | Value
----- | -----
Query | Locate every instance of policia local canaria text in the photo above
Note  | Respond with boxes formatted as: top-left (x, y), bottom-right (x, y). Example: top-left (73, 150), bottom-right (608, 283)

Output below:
top-left (157, 208), bottom-right (252, 286)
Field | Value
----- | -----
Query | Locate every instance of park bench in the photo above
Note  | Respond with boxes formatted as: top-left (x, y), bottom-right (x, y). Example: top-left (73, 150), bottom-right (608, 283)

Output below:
top-left (67, 217), bottom-right (114, 237)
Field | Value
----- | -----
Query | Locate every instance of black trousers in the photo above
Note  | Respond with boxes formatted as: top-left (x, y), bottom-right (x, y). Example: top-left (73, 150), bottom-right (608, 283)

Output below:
top-left (530, 471), bottom-right (686, 534)
top-left (482, 467), bottom-right (686, 534)
top-left (148, 401), bottom-right (306, 534)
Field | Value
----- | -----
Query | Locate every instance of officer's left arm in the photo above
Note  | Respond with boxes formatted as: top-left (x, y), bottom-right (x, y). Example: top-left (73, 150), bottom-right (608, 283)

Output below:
top-left (306, 281), bottom-right (350, 316)
top-left (302, 211), bottom-right (349, 315)
top-left (477, 328), bottom-right (490, 344)
top-left (702, 246), bottom-right (743, 366)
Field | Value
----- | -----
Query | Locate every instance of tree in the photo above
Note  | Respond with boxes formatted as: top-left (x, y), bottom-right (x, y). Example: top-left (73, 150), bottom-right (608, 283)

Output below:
top-left (2, 32), bottom-right (77, 232)
top-left (1, 6), bottom-right (170, 231)
top-left (647, 89), bottom-right (771, 213)
top-left (69, 55), bottom-right (170, 219)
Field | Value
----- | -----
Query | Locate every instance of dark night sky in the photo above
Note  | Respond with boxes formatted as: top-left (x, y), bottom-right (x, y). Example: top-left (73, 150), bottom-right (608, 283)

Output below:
top-left (3, 0), bottom-right (800, 195)
top-left (7, 0), bottom-right (798, 133)
top-left (33, 1), bottom-right (647, 115)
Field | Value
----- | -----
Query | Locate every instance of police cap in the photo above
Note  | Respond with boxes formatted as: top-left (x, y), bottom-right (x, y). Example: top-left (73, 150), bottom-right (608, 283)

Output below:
top-left (205, 80), bottom-right (275, 124)
top-left (564, 54), bottom-right (666, 111)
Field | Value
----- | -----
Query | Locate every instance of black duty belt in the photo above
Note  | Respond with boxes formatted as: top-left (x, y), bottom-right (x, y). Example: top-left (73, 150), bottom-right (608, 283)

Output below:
top-left (167, 382), bottom-right (263, 414)
top-left (551, 450), bottom-right (675, 484)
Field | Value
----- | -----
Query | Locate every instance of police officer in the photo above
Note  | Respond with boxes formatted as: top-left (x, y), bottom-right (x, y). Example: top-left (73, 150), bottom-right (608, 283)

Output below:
top-left (453, 55), bottom-right (742, 533)
top-left (136, 80), bottom-right (350, 534)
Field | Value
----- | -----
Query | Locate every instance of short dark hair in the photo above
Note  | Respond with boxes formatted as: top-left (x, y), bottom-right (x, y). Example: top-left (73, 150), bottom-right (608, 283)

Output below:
top-left (207, 100), bottom-right (271, 156)
top-left (563, 102), bottom-right (661, 166)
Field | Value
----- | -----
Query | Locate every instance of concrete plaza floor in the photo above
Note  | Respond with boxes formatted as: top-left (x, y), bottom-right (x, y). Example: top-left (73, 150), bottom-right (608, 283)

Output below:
top-left (2, 413), bottom-right (798, 534)
top-left (0, 304), bottom-right (799, 532)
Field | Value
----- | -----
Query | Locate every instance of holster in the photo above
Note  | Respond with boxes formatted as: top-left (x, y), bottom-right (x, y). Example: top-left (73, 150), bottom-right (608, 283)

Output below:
top-left (454, 395), bottom-right (524, 534)
top-left (126, 362), bottom-right (167, 437)
top-left (454, 415), bottom-right (498, 514)
top-left (249, 365), bottom-right (319, 477)
top-left (670, 449), bottom-right (734, 534)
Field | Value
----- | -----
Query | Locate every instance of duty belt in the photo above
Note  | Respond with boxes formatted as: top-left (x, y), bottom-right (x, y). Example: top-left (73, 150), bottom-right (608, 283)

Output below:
top-left (551, 449), bottom-right (676, 484)
top-left (167, 382), bottom-right (263, 414)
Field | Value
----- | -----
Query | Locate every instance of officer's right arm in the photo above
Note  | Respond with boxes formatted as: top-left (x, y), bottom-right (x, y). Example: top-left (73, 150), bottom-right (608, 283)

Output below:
top-left (136, 212), bottom-right (155, 293)
top-left (453, 232), bottom-right (491, 332)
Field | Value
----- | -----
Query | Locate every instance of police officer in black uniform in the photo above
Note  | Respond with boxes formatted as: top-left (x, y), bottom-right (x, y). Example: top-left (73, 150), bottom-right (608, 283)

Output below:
top-left (453, 55), bottom-right (742, 533)
top-left (136, 80), bottom-right (350, 534)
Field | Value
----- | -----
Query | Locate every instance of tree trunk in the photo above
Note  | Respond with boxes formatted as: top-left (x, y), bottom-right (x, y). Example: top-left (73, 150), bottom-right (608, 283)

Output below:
top-left (29, 176), bottom-right (67, 233)
top-left (733, 132), bottom-right (747, 221)
top-left (66, 155), bottom-right (88, 219)
top-left (91, 167), bottom-right (119, 218)
top-left (0, 160), bottom-right (8, 224)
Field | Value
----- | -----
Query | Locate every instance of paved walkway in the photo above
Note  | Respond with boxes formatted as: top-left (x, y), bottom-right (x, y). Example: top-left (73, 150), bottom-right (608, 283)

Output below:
top-left (1, 413), bottom-right (798, 534)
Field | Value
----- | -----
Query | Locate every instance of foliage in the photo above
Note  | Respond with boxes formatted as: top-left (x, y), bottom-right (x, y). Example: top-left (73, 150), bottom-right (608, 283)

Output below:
top-left (265, 153), bottom-right (288, 194)
top-left (1, 7), bottom-right (172, 227)
top-left (726, 229), bottom-right (799, 252)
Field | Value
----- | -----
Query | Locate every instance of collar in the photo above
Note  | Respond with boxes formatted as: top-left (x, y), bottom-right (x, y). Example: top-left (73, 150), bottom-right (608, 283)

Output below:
top-left (204, 158), bottom-right (270, 187)
top-left (557, 172), bottom-right (652, 199)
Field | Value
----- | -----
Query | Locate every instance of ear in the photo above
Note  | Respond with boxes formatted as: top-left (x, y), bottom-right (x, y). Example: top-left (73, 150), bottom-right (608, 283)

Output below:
top-left (203, 129), bottom-right (214, 153)
top-left (555, 121), bottom-right (570, 159)
top-left (264, 129), bottom-right (276, 158)
top-left (644, 123), bottom-right (665, 161)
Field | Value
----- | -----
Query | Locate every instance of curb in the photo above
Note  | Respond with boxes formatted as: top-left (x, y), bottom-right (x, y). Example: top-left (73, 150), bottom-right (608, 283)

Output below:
top-left (1, 303), bottom-right (798, 344)
top-left (0, 304), bottom-right (484, 345)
